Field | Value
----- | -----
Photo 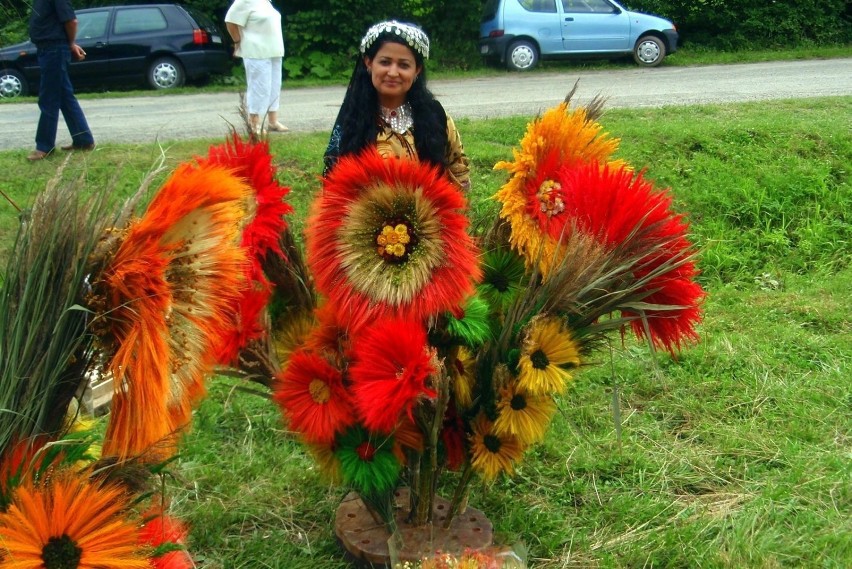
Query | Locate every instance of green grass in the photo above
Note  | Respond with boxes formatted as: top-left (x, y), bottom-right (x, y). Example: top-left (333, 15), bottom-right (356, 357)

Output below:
top-left (0, 96), bottom-right (849, 567)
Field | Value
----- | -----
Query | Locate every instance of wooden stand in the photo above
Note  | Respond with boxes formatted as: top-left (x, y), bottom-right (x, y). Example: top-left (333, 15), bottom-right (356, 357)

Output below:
top-left (335, 488), bottom-right (493, 567)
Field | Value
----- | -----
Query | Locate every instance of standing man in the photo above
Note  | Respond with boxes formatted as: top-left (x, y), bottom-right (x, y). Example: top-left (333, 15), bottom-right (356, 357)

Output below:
top-left (27, 0), bottom-right (95, 161)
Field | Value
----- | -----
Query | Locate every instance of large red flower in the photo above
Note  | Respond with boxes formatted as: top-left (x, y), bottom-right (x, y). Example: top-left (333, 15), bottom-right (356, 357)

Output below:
top-left (273, 349), bottom-right (355, 444)
top-left (202, 135), bottom-right (292, 365)
top-left (306, 148), bottom-right (480, 333)
top-left (550, 161), bottom-right (705, 352)
top-left (348, 317), bottom-right (436, 434)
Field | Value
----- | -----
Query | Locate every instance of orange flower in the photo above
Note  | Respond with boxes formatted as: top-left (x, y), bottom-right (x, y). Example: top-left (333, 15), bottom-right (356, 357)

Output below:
top-left (0, 473), bottom-right (148, 568)
top-left (96, 162), bottom-right (249, 462)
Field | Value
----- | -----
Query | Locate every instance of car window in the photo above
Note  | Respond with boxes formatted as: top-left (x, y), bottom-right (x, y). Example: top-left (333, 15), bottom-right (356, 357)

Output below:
top-left (77, 11), bottom-right (109, 39)
top-left (518, 0), bottom-right (558, 14)
top-left (562, 0), bottom-right (615, 13)
top-left (113, 7), bottom-right (168, 35)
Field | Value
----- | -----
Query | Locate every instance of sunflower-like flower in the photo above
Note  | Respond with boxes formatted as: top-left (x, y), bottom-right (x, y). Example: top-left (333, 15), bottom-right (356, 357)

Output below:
top-left (469, 415), bottom-right (524, 482)
top-left (477, 248), bottom-right (527, 318)
top-left (493, 101), bottom-right (623, 278)
top-left (0, 473), bottom-right (148, 568)
top-left (448, 345), bottom-right (477, 410)
top-left (445, 294), bottom-right (492, 347)
top-left (348, 317), bottom-right (436, 434)
top-left (273, 350), bottom-right (354, 444)
top-left (306, 148), bottom-right (481, 333)
top-left (516, 316), bottom-right (581, 395)
top-left (494, 382), bottom-right (557, 445)
top-left (335, 428), bottom-right (401, 495)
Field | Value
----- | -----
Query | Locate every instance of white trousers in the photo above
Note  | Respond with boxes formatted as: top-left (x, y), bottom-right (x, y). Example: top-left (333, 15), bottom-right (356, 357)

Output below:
top-left (244, 57), bottom-right (282, 115)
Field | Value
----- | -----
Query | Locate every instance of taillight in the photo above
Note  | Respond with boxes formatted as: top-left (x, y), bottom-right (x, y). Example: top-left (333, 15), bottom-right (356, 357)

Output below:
top-left (489, 30), bottom-right (505, 38)
top-left (192, 29), bottom-right (209, 44)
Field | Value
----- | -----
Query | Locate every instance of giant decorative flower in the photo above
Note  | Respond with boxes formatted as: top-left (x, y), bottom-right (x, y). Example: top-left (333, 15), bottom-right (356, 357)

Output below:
top-left (516, 316), bottom-right (581, 395)
top-left (494, 382), bottom-right (557, 445)
top-left (0, 473), bottom-right (148, 568)
top-left (93, 162), bottom-right (249, 462)
top-left (335, 428), bottom-right (401, 495)
top-left (469, 415), bottom-right (524, 482)
top-left (477, 248), bottom-right (527, 318)
top-left (273, 349), bottom-right (354, 444)
top-left (306, 148), bottom-right (481, 332)
top-left (348, 317), bottom-right (436, 434)
top-left (494, 101), bottom-right (623, 277)
top-left (202, 135), bottom-right (293, 366)
top-left (548, 161), bottom-right (705, 352)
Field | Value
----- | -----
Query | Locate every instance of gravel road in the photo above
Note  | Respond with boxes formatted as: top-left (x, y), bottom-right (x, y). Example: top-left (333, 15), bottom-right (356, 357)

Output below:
top-left (1, 58), bottom-right (850, 152)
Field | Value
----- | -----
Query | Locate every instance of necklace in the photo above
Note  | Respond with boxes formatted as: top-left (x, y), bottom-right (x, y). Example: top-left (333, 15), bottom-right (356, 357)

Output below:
top-left (380, 102), bottom-right (413, 134)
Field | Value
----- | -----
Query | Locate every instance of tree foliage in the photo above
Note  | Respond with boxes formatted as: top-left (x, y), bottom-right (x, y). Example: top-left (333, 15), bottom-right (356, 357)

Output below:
top-left (1, 0), bottom-right (849, 74)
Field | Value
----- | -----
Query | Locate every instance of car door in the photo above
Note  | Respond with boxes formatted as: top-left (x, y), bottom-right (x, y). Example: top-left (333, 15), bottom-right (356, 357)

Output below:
top-left (512, 0), bottom-right (564, 55)
top-left (108, 6), bottom-right (173, 78)
top-left (560, 0), bottom-right (630, 53)
top-left (69, 9), bottom-right (111, 82)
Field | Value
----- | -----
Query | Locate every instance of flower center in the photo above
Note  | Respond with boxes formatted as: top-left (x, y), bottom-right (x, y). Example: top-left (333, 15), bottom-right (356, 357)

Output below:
top-left (483, 434), bottom-right (502, 454)
top-left (510, 393), bottom-right (527, 411)
top-left (537, 179), bottom-right (565, 217)
top-left (42, 534), bottom-right (82, 569)
top-left (489, 271), bottom-right (510, 293)
top-left (356, 441), bottom-right (377, 461)
top-left (308, 379), bottom-right (330, 404)
top-left (376, 220), bottom-right (416, 263)
top-left (530, 348), bottom-right (550, 370)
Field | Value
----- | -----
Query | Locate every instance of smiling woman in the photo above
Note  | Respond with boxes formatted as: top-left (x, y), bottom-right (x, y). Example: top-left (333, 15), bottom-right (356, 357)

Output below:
top-left (322, 20), bottom-right (471, 192)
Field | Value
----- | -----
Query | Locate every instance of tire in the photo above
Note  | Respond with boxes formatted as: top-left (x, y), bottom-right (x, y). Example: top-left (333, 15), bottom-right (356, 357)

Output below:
top-left (506, 40), bottom-right (538, 71)
top-left (633, 35), bottom-right (665, 67)
top-left (0, 68), bottom-right (28, 98)
top-left (147, 56), bottom-right (185, 90)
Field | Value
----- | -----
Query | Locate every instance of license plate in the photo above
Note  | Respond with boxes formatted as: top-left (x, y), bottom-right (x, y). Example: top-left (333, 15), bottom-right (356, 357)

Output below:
top-left (212, 34), bottom-right (222, 43)
top-left (480, 45), bottom-right (488, 54)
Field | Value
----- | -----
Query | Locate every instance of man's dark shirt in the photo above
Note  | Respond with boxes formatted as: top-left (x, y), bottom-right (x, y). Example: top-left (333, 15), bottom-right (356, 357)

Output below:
top-left (29, 0), bottom-right (76, 46)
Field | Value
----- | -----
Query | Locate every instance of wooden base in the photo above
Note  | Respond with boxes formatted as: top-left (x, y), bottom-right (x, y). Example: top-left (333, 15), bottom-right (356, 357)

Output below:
top-left (335, 488), bottom-right (493, 567)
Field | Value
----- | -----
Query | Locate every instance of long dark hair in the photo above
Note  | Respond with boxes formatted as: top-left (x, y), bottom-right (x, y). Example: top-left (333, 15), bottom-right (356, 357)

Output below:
top-left (326, 31), bottom-right (448, 169)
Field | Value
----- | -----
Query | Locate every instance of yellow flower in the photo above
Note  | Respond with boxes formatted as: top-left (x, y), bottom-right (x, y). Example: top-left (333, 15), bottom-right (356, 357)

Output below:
top-left (449, 346), bottom-right (477, 409)
top-left (517, 316), bottom-right (581, 395)
top-left (494, 382), bottom-right (557, 445)
top-left (469, 415), bottom-right (524, 482)
top-left (493, 101), bottom-right (624, 278)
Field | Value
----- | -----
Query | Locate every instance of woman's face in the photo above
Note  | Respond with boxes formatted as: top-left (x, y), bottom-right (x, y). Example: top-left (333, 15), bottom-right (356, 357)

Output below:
top-left (365, 41), bottom-right (421, 108)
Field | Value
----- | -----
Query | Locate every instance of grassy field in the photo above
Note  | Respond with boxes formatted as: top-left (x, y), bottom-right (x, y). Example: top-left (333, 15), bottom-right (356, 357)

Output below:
top-left (1, 96), bottom-right (850, 567)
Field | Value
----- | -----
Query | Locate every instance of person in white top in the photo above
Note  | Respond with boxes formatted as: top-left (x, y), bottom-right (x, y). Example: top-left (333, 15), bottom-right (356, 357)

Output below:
top-left (225, 0), bottom-right (288, 134)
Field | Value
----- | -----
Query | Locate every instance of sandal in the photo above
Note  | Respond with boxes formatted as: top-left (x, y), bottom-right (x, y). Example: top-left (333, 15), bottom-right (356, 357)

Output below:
top-left (268, 122), bottom-right (289, 132)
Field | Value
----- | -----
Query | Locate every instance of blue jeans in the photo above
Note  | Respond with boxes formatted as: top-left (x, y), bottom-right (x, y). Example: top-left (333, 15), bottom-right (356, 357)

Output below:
top-left (35, 44), bottom-right (94, 153)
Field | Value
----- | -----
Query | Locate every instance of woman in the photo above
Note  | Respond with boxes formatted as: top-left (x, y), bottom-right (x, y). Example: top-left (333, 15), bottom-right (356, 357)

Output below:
top-left (225, 0), bottom-right (289, 134)
top-left (323, 20), bottom-right (470, 190)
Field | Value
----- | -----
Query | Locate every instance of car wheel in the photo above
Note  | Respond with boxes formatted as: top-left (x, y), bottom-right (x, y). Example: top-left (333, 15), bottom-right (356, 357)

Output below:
top-left (633, 35), bottom-right (665, 67)
top-left (0, 68), bottom-right (28, 98)
top-left (148, 57), bottom-right (185, 90)
top-left (506, 40), bottom-right (538, 71)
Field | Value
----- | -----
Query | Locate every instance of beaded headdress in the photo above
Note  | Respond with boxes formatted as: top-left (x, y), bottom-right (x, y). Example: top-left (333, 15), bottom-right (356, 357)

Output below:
top-left (359, 20), bottom-right (430, 60)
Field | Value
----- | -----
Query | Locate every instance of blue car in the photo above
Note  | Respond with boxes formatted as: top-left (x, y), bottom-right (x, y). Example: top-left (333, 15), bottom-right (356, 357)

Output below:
top-left (480, 0), bottom-right (679, 70)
